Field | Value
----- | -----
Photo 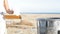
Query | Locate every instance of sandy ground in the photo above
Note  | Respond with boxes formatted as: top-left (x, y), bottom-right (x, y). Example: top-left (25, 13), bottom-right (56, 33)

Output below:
top-left (6, 19), bottom-right (37, 34)
top-left (6, 14), bottom-right (60, 34)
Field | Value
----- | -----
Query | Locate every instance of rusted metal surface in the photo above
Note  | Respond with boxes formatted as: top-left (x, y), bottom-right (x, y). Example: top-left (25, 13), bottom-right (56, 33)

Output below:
top-left (4, 15), bottom-right (21, 19)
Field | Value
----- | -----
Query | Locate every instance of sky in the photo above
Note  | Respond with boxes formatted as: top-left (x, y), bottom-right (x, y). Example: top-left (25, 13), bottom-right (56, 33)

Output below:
top-left (8, 0), bottom-right (60, 13)
top-left (0, 0), bottom-right (60, 14)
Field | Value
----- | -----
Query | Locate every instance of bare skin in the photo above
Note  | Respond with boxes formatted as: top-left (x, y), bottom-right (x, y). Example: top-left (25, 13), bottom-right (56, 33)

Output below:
top-left (4, 0), bottom-right (14, 14)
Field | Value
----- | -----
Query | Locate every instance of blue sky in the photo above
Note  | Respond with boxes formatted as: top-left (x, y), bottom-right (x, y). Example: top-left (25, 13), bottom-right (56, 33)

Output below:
top-left (14, 0), bottom-right (60, 13)
top-left (0, 0), bottom-right (60, 14)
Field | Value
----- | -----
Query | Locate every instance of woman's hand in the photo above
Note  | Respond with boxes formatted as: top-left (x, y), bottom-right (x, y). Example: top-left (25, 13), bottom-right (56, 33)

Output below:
top-left (7, 9), bottom-right (14, 14)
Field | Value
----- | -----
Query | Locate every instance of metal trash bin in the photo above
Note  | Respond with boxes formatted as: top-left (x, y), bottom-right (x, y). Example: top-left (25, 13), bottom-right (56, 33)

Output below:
top-left (37, 18), bottom-right (47, 34)
top-left (37, 18), bottom-right (60, 34)
top-left (47, 18), bottom-right (60, 34)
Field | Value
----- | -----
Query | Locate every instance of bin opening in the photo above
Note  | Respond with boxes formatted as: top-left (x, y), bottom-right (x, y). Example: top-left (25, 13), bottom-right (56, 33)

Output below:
top-left (49, 18), bottom-right (60, 19)
top-left (58, 30), bottom-right (60, 34)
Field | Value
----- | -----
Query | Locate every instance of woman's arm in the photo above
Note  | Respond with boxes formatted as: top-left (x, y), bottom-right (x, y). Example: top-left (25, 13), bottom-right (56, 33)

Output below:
top-left (4, 0), bottom-right (9, 11)
top-left (4, 0), bottom-right (14, 14)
